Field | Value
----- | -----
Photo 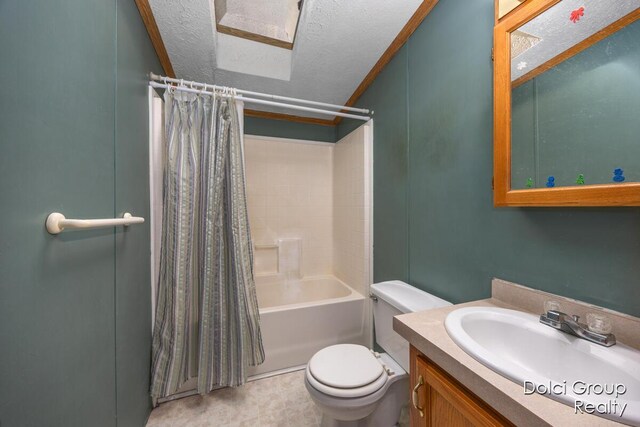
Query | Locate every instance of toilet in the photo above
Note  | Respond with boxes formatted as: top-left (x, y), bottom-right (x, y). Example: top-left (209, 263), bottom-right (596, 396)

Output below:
top-left (304, 280), bottom-right (452, 426)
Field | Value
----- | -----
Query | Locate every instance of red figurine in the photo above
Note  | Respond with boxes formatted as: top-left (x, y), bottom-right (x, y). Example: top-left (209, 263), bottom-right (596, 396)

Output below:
top-left (570, 6), bottom-right (584, 23)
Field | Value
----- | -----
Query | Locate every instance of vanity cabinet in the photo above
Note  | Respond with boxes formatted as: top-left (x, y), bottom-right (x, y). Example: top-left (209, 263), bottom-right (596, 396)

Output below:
top-left (409, 346), bottom-right (514, 427)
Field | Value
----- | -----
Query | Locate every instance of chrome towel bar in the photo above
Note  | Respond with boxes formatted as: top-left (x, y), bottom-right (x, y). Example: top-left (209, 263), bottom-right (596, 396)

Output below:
top-left (46, 212), bottom-right (144, 235)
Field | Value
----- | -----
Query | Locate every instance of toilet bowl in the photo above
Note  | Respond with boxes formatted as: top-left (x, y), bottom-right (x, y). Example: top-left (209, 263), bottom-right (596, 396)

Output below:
top-left (304, 345), bottom-right (407, 426)
top-left (304, 281), bottom-right (452, 427)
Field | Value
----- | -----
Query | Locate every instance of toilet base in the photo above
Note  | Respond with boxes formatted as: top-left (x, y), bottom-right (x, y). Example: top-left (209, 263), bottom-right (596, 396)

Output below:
top-left (317, 376), bottom-right (409, 427)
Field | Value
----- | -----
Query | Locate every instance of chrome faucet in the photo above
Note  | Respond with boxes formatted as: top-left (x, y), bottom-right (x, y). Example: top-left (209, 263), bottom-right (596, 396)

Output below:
top-left (540, 310), bottom-right (616, 347)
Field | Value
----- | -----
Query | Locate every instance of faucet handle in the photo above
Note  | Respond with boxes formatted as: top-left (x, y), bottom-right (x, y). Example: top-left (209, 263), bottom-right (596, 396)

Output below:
top-left (544, 300), bottom-right (562, 314)
top-left (586, 313), bottom-right (613, 334)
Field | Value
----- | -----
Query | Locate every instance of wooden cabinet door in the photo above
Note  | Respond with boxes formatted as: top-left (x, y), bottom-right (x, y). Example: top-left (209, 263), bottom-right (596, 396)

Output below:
top-left (410, 346), bottom-right (514, 427)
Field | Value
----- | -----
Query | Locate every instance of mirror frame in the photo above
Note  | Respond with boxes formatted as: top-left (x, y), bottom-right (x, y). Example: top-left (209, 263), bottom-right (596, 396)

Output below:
top-left (494, 0), bottom-right (640, 206)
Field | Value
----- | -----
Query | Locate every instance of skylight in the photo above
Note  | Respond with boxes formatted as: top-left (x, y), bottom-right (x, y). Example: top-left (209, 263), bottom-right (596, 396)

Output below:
top-left (511, 30), bottom-right (542, 59)
top-left (214, 0), bottom-right (302, 50)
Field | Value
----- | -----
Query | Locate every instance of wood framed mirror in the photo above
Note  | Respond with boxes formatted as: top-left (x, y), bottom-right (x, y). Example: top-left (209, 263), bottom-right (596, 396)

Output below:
top-left (494, 0), bottom-right (640, 206)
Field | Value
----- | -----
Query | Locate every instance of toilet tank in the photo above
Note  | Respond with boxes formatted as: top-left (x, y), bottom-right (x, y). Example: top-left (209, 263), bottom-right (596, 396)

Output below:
top-left (370, 280), bottom-right (452, 372)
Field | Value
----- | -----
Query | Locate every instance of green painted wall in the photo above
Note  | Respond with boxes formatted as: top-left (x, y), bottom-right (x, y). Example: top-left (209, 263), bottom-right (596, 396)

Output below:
top-left (244, 115), bottom-right (337, 142)
top-left (338, 0), bottom-right (640, 317)
top-left (0, 0), bottom-right (160, 425)
top-left (338, 48), bottom-right (411, 282)
top-left (115, 0), bottom-right (161, 425)
top-left (512, 19), bottom-right (640, 189)
top-left (0, 1), bottom-right (117, 425)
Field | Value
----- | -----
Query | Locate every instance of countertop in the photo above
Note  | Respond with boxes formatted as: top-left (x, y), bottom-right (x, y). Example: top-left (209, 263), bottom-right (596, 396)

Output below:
top-left (393, 298), bottom-right (626, 427)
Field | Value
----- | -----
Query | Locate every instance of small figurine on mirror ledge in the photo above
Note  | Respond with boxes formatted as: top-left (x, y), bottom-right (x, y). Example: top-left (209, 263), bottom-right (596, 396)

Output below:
top-left (613, 168), bottom-right (625, 183)
top-left (546, 176), bottom-right (555, 188)
top-left (576, 174), bottom-right (585, 185)
top-left (526, 177), bottom-right (534, 188)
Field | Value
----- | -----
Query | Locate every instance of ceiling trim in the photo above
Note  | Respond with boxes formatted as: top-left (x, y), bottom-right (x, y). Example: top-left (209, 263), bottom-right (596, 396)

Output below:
top-left (135, 0), bottom-right (175, 77)
top-left (332, 0), bottom-right (439, 125)
top-left (136, 0), bottom-right (440, 127)
top-left (245, 109), bottom-right (335, 126)
top-left (216, 24), bottom-right (294, 50)
top-left (511, 7), bottom-right (640, 88)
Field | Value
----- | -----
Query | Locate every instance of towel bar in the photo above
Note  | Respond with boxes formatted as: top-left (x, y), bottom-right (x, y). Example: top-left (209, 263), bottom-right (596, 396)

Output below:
top-left (46, 212), bottom-right (144, 235)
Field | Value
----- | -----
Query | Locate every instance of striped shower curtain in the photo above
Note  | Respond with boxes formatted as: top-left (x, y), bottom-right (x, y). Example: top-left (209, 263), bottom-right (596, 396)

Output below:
top-left (150, 88), bottom-right (264, 402)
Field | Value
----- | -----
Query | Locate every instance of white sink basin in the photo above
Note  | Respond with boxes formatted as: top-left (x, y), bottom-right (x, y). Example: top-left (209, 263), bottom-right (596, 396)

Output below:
top-left (445, 307), bottom-right (640, 426)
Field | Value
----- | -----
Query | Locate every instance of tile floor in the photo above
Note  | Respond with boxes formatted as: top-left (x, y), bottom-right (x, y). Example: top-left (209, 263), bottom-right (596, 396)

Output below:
top-left (146, 369), bottom-right (322, 427)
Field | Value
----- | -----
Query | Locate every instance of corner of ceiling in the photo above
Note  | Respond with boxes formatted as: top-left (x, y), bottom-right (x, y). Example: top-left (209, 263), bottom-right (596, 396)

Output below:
top-left (148, 0), bottom-right (218, 81)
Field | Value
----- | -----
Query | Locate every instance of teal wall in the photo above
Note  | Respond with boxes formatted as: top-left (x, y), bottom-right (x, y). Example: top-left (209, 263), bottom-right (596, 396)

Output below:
top-left (1, 1), bottom-right (117, 425)
top-left (338, 0), bottom-right (640, 316)
top-left (115, 0), bottom-right (161, 425)
top-left (0, 0), bottom-right (160, 425)
top-left (512, 19), bottom-right (640, 189)
top-left (338, 48), bottom-right (411, 282)
top-left (245, 115), bottom-right (337, 142)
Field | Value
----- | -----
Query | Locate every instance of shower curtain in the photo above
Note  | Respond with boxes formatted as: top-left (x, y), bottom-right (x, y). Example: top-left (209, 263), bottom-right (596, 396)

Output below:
top-left (150, 88), bottom-right (264, 402)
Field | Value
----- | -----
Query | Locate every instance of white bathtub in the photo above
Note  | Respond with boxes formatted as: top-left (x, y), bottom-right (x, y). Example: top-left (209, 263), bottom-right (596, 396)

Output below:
top-left (248, 275), bottom-right (367, 377)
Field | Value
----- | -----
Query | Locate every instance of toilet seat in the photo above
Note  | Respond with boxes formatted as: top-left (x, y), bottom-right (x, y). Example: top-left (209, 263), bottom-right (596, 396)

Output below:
top-left (306, 344), bottom-right (389, 398)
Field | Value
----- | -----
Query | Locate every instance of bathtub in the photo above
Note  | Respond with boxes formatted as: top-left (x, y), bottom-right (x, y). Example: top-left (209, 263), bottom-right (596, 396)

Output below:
top-left (248, 275), bottom-right (367, 377)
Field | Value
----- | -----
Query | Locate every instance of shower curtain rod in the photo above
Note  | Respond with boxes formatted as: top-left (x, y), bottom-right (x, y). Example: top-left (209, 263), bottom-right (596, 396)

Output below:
top-left (150, 73), bottom-right (369, 113)
top-left (149, 73), bottom-right (371, 122)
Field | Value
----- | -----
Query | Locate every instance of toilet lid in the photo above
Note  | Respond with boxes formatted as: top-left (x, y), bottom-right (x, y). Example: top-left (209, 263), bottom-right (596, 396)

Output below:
top-left (308, 344), bottom-right (385, 389)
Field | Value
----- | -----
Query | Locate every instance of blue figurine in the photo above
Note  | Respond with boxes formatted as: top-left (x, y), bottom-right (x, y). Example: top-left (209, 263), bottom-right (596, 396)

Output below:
top-left (613, 168), bottom-right (625, 183)
top-left (546, 176), bottom-right (555, 188)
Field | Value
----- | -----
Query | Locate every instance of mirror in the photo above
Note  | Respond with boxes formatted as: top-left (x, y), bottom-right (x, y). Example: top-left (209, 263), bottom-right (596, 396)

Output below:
top-left (498, 0), bottom-right (526, 19)
top-left (493, 0), bottom-right (640, 206)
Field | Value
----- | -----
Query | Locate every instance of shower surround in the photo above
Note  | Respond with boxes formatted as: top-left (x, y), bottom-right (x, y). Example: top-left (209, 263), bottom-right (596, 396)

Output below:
top-left (243, 124), bottom-right (373, 376)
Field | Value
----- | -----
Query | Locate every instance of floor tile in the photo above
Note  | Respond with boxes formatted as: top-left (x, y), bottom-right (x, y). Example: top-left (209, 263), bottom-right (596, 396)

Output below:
top-left (147, 369), bottom-right (320, 427)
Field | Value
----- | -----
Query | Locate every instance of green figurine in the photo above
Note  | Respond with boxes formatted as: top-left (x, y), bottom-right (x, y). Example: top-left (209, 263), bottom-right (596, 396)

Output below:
top-left (576, 174), bottom-right (585, 185)
top-left (526, 177), bottom-right (534, 188)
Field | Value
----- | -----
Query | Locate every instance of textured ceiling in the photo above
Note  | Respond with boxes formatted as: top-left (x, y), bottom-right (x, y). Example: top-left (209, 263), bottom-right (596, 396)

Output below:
top-left (148, 0), bottom-right (422, 118)
top-left (511, 0), bottom-right (640, 80)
